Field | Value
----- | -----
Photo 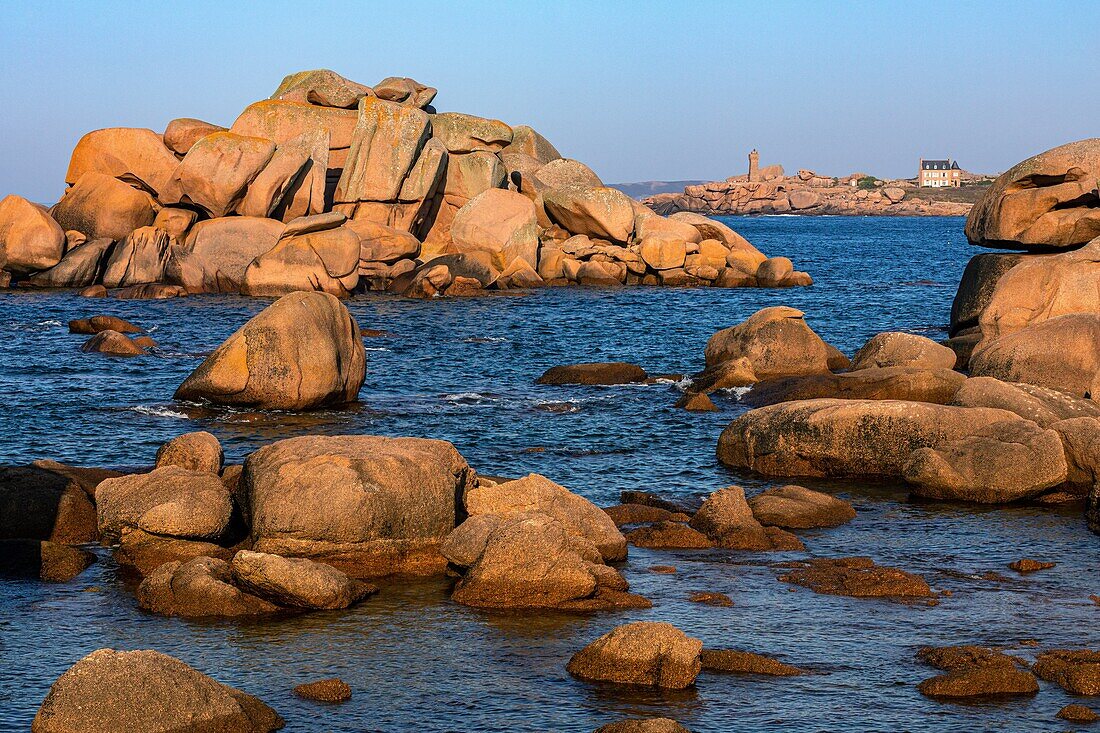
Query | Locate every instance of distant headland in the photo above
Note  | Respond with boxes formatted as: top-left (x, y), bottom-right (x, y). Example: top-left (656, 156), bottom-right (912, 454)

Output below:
top-left (631, 150), bottom-right (996, 216)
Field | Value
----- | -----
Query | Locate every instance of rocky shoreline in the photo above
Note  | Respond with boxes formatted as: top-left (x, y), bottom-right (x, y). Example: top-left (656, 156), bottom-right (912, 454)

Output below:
top-left (4, 125), bottom-right (1100, 729)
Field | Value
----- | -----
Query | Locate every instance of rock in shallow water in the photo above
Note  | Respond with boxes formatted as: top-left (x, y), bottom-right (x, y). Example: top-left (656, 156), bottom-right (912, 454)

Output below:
top-left (567, 622), bottom-right (702, 689)
top-left (31, 648), bottom-right (283, 733)
top-left (293, 678), bottom-right (352, 703)
top-left (536, 362), bottom-right (648, 385)
top-left (699, 649), bottom-right (803, 676)
top-left (747, 485), bottom-right (855, 529)
top-left (174, 291), bottom-right (366, 410)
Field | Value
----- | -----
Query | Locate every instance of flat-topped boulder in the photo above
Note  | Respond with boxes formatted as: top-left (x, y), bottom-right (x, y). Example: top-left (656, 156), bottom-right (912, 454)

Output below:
top-left (31, 648), bottom-right (284, 733)
top-left (174, 291), bottom-right (366, 410)
top-left (244, 434), bottom-right (472, 577)
top-left (965, 138), bottom-right (1100, 251)
top-left (537, 362), bottom-right (648, 385)
top-left (718, 399), bottom-right (1022, 479)
top-left (699, 649), bottom-right (804, 676)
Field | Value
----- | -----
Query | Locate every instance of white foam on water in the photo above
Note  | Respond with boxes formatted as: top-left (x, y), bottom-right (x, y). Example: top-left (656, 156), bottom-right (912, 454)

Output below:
top-left (443, 392), bottom-right (496, 404)
top-left (463, 336), bottom-right (510, 343)
top-left (719, 385), bottom-right (752, 399)
top-left (129, 405), bottom-right (189, 419)
top-left (363, 347), bottom-right (391, 352)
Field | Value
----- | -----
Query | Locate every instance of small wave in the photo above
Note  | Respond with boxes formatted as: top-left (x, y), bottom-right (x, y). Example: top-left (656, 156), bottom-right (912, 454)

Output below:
top-left (442, 392), bottom-right (496, 405)
top-left (658, 376), bottom-right (694, 392)
top-left (719, 386), bottom-right (752, 399)
top-left (129, 405), bottom-right (189, 419)
top-left (363, 347), bottom-right (391, 352)
top-left (463, 336), bottom-right (509, 344)
top-left (8, 318), bottom-right (63, 331)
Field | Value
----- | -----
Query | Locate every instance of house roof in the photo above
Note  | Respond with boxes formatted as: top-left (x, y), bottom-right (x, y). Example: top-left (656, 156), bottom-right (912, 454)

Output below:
top-left (922, 159), bottom-right (960, 170)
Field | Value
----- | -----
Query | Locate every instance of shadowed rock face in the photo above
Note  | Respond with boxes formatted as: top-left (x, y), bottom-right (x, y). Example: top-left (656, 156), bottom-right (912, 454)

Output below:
top-left (31, 648), bottom-right (284, 733)
top-left (0, 465), bottom-right (98, 544)
top-left (969, 314), bottom-right (1100, 398)
top-left (174, 291), bottom-right (366, 410)
top-left (700, 649), bottom-right (804, 676)
top-left (966, 138), bottom-right (1100, 252)
top-left (567, 622), bottom-right (702, 689)
top-left (949, 252), bottom-right (1027, 335)
top-left (537, 362), bottom-right (648, 386)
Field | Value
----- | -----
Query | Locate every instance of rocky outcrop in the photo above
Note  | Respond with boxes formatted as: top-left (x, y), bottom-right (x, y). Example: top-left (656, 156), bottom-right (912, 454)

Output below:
top-left (1033, 649), bottom-right (1100, 695)
top-left (567, 622), bottom-right (702, 689)
top-left (3, 69), bottom-right (809, 296)
top-left (699, 649), bottom-right (804, 676)
top-left (718, 399), bottom-right (1022, 479)
top-left (294, 678), bottom-right (352, 703)
top-left (965, 138), bottom-right (1100, 251)
top-left (174, 291), bottom-right (366, 410)
top-left (137, 556), bottom-right (281, 617)
top-left (244, 434), bottom-right (472, 577)
top-left (949, 253), bottom-right (1026, 336)
top-left (31, 648), bottom-right (284, 733)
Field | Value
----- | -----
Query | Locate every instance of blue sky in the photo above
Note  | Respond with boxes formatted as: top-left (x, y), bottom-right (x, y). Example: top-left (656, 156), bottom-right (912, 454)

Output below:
top-left (1, 1), bottom-right (1096, 202)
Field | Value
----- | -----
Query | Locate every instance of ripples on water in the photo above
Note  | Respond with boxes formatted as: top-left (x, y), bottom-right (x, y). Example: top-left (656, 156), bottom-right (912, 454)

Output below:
top-left (1, 217), bottom-right (1097, 732)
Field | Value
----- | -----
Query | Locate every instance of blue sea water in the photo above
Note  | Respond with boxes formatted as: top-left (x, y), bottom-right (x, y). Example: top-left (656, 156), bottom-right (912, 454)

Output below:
top-left (1, 216), bottom-right (1096, 732)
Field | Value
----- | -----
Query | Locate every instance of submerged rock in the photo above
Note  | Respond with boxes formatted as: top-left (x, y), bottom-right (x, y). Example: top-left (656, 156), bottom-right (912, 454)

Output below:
top-left (174, 291), bottom-right (366, 410)
top-left (536, 362), bottom-right (648, 385)
top-left (1057, 704), bottom-right (1100, 723)
top-left (778, 557), bottom-right (932, 599)
top-left (31, 648), bottom-right (284, 733)
top-left (293, 678), bottom-right (352, 703)
top-left (80, 330), bottom-right (145, 356)
top-left (1033, 649), bottom-right (1100, 695)
top-left (625, 521), bottom-right (713, 549)
top-left (594, 720), bottom-right (691, 733)
top-left (567, 622), bottom-right (702, 689)
top-left (918, 667), bottom-right (1038, 699)
top-left (699, 649), bottom-right (803, 676)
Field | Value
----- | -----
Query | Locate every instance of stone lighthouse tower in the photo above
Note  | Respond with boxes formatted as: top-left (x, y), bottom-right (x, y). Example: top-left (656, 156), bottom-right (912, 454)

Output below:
top-left (748, 149), bottom-right (760, 182)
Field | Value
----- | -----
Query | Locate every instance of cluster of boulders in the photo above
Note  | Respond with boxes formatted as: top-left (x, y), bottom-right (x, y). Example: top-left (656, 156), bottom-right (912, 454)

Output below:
top-left (0, 69), bottom-right (810, 297)
top-left (686, 306), bottom-right (1100, 510)
top-left (644, 166), bottom-right (973, 217)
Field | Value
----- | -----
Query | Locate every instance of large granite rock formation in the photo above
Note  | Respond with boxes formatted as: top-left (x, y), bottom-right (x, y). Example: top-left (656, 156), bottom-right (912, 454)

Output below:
top-left (2, 69), bottom-right (809, 298)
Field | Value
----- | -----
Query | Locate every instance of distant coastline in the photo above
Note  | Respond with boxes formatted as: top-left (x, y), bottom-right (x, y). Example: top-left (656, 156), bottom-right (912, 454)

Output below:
top-left (614, 168), bottom-right (995, 217)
